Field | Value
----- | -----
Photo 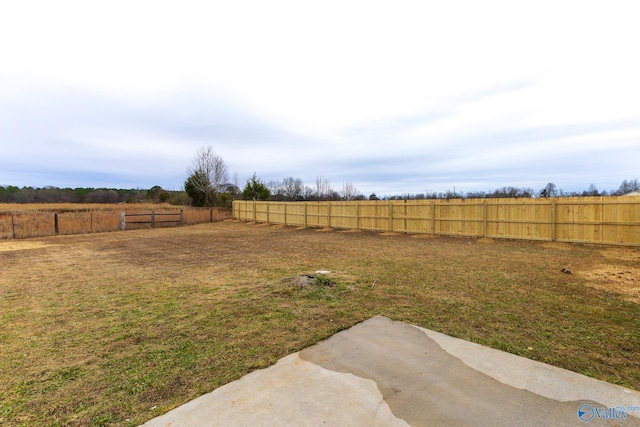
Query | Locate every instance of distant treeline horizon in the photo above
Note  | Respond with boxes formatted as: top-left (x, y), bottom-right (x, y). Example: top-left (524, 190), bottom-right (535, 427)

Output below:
top-left (1, 178), bottom-right (638, 206)
top-left (0, 185), bottom-right (191, 205)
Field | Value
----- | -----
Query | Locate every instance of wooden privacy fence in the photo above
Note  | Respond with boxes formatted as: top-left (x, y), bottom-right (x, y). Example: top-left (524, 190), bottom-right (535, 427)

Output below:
top-left (0, 207), bottom-right (229, 239)
top-left (233, 197), bottom-right (640, 247)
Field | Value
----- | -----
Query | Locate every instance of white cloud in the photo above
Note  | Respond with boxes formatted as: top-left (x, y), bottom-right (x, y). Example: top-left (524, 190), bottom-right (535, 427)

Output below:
top-left (0, 1), bottom-right (638, 195)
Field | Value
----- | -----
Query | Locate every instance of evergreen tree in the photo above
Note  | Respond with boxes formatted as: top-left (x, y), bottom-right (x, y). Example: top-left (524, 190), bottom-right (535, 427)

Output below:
top-left (242, 174), bottom-right (271, 200)
top-left (185, 170), bottom-right (208, 206)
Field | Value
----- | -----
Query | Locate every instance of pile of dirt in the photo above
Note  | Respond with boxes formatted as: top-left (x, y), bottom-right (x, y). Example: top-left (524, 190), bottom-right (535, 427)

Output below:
top-left (282, 272), bottom-right (334, 288)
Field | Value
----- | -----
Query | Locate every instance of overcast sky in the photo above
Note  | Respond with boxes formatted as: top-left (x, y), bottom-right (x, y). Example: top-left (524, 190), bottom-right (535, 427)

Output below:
top-left (1, 1), bottom-right (638, 197)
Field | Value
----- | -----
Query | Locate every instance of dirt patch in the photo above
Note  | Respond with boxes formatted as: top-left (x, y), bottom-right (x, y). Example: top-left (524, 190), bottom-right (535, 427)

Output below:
top-left (409, 233), bottom-right (439, 240)
top-left (541, 242), bottom-right (576, 251)
top-left (477, 238), bottom-right (496, 244)
top-left (600, 247), bottom-right (640, 263)
top-left (0, 241), bottom-right (52, 252)
top-left (577, 265), bottom-right (640, 303)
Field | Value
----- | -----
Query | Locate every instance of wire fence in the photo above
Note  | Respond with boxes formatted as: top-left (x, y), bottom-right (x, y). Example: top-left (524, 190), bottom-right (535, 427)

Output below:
top-left (0, 207), bottom-right (230, 239)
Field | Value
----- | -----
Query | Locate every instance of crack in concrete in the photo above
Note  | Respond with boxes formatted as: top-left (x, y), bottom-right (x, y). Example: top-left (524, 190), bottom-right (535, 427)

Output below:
top-left (300, 316), bottom-right (638, 426)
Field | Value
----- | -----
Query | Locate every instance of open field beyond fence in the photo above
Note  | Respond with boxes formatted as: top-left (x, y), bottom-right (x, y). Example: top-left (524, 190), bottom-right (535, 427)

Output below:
top-left (234, 196), bottom-right (640, 247)
top-left (0, 220), bottom-right (638, 426)
top-left (0, 204), bottom-right (230, 239)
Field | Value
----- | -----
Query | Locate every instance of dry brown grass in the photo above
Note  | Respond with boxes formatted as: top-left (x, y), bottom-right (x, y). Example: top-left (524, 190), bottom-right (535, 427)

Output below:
top-left (0, 205), bottom-right (229, 239)
top-left (0, 220), bottom-right (639, 426)
top-left (0, 203), bottom-right (175, 213)
top-left (0, 241), bottom-right (52, 252)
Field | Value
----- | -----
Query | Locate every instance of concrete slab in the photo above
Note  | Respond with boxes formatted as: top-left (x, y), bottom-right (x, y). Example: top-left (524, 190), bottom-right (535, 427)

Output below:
top-left (141, 316), bottom-right (640, 426)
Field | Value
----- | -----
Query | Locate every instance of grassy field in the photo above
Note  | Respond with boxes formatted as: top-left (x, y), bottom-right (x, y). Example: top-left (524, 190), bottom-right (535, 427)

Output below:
top-left (0, 203), bottom-right (175, 212)
top-left (0, 204), bottom-right (229, 240)
top-left (1, 220), bottom-right (639, 426)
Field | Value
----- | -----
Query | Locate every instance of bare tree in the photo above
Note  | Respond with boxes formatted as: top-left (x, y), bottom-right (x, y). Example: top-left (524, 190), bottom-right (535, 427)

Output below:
top-left (281, 177), bottom-right (304, 200)
top-left (582, 184), bottom-right (600, 196)
top-left (341, 181), bottom-right (359, 201)
top-left (185, 146), bottom-right (229, 206)
top-left (266, 180), bottom-right (281, 198)
top-left (315, 176), bottom-right (332, 200)
top-left (16, 187), bottom-right (37, 203)
top-left (303, 185), bottom-right (315, 200)
top-left (540, 182), bottom-right (558, 198)
top-left (233, 173), bottom-right (240, 190)
top-left (616, 178), bottom-right (639, 195)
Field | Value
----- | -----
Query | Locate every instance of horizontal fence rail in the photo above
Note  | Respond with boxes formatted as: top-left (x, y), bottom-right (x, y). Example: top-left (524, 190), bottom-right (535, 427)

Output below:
top-left (233, 197), bottom-right (640, 247)
top-left (120, 210), bottom-right (184, 230)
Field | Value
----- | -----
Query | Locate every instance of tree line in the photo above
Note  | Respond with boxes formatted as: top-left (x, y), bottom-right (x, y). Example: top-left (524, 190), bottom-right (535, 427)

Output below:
top-left (388, 180), bottom-right (639, 200)
top-left (185, 147), bottom-right (639, 206)
top-left (3, 145), bottom-right (638, 206)
top-left (183, 147), bottom-right (363, 206)
top-left (0, 185), bottom-right (191, 205)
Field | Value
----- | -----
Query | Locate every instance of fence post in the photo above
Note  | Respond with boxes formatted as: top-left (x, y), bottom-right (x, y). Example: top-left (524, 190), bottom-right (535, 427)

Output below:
top-left (253, 201), bottom-right (257, 222)
top-left (121, 212), bottom-right (126, 230)
top-left (304, 203), bottom-right (308, 227)
top-left (403, 200), bottom-right (407, 232)
top-left (328, 202), bottom-right (332, 228)
top-left (483, 199), bottom-right (487, 237)
top-left (355, 203), bottom-right (359, 229)
top-left (422, 201), bottom-right (428, 233)
top-left (151, 210), bottom-right (155, 228)
top-left (267, 202), bottom-right (270, 223)
top-left (284, 203), bottom-right (288, 225)
top-left (431, 201), bottom-right (436, 234)
top-left (182, 209), bottom-right (185, 225)
top-left (389, 201), bottom-right (393, 232)
top-left (551, 199), bottom-right (557, 241)
top-left (11, 214), bottom-right (15, 239)
top-left (54, 213), bottom-right (59, 235)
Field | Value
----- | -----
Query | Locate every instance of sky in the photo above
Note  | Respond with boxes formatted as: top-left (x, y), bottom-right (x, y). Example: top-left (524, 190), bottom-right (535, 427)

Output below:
top-left (1, 1), bottom-right (638, 197)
